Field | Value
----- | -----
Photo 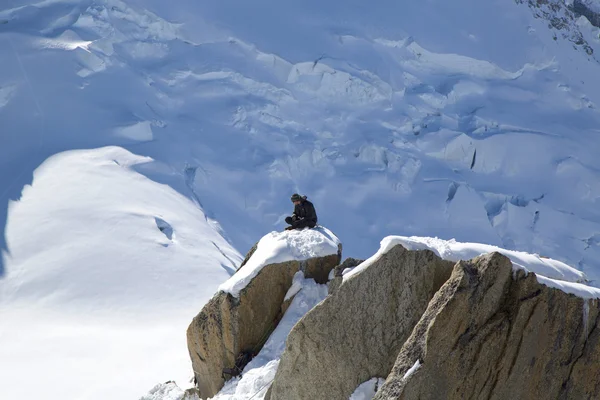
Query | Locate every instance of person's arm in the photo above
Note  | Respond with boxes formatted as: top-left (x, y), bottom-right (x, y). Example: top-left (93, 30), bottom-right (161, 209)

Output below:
top-left (305, 202), bottom-right (317, 222)
top-left (293, 204), bottom-right (301, 221)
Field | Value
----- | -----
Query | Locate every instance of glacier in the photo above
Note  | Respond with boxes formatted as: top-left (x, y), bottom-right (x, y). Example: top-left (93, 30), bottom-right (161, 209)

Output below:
top-left (1, 0), bottom-right (600, 399)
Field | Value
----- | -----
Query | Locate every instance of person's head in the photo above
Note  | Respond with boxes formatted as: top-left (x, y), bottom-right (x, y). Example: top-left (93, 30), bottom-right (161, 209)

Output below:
top-left (290, 193), bottom-right (302, 205)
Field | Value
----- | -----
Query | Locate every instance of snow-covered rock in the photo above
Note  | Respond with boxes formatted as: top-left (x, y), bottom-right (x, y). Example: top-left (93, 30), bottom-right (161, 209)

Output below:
top-left (219, 227), bottom-right (341, 297)
top-left (350, 236), bottom-right (586, 282)
top-left (346, 236), bottom-right (600, 298)
top-left (187, 228), bottom-right (341, 399)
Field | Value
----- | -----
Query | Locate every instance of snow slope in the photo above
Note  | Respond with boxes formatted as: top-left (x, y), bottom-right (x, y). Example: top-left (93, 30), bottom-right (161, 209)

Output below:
top-left (0, 147), bottom-right (242, 400)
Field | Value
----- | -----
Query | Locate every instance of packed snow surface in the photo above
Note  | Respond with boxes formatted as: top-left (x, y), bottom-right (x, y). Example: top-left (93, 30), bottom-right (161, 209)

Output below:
top-left (348, 378), bottom-right (386, 400)
top-left (209, 275), bottom-right (329, 399)
top-left (344, 236), bottom-right (600, 299)
top-left (0, 147), bottom-right (241, 400)
top-left (218, 226), bottom-right (340, 297)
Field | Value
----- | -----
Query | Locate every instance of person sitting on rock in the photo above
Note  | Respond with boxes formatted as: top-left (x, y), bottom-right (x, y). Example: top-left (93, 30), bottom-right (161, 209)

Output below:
top-left (285, 193), bottom-right (318, 230)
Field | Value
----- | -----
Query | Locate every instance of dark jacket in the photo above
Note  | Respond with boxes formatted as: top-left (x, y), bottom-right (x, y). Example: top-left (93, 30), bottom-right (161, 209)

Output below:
top-left (293, 199), bottom-right (318, 224)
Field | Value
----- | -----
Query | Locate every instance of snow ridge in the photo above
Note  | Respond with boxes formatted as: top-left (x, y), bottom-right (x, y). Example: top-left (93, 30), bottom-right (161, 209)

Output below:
top-left (345, 236), bottom-right (600, 300)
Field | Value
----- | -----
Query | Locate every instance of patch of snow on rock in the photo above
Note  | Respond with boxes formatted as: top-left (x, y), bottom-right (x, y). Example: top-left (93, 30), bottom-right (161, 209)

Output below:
top-left (402, 359), bottom-right (421, 380)
top-left (219, 226), bottom-right (340, 298)
top-left (348, 378), bottom-right (386, 400)
top-left (284, 271), bottom-right (305, 302)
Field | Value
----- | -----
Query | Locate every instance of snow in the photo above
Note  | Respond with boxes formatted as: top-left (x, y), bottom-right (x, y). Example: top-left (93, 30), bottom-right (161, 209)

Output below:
top-left (2, 0), bottom-right (600, 399)
top-left (536, 275), bottom-right (600, 299)
top-left (388, 236), bottom-right (586, 283)
top-left (402, 360), bottom-right (422, 381)
top-left (140, 382), bottom-right (189, 400)
top-left (348, 378), bottom-right (386, 400)
top-left (0, 147), bottom-right (242, 400)
top-left (578, 0), bottom-right (600, 14)
top-left (218, 226), bottom-right (340, 298)
top-left (115, 121), bottom-right (154, 141)
top-left (2, 0), bottom-right (600, 284)
top-left (284, 270), bottom-right (305, 302)
top-left (209, 276), bottom-right (329, 400)
top-left (344, 236), bottom-right (600, 300)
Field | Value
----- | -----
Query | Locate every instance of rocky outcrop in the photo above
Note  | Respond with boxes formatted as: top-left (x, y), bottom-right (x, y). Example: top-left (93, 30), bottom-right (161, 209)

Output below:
top-left (333, 257), bottom-right (364, 278)
top-left (266, 245), bottom-right (454, 400)
top-left (517, 0), bottom-right (598, 57)
top-left (328, 257), bottom-right (364, 294)
top-left (186, 244), bottom-right (341, 399)
top-left (374, 252), bottom-right (600, 400)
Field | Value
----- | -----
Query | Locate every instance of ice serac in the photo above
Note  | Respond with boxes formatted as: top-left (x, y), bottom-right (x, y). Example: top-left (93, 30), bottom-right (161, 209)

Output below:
top-left (266, 245), bottom-right (454, 400)
top-left (186, 228), bottom-right (341, 399)
top-left (374, 252), bottom-right (600, 400)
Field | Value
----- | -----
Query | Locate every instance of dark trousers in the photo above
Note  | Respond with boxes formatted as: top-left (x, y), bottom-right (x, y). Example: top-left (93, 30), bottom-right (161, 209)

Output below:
top-left (285, 217), bottom-right (316, 229)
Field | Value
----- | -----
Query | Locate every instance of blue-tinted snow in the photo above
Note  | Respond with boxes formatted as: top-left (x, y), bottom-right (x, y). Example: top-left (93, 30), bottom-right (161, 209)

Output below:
top-left (1, 0), bottom-right (600, 281)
